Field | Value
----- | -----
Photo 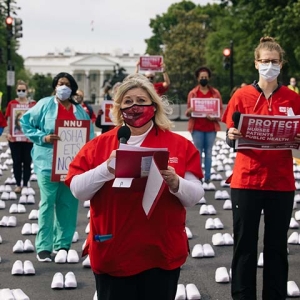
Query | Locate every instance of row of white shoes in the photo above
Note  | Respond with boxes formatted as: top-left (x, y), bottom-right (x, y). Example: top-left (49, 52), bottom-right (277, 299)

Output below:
top-left (11, 260), bottom-right (35, 275)
top-left (21, 223), bottom-right (39, 235)
top-left (191, 244), bottom-right (215, 258)
top-left (175, 283), bottom-right (201, 300)
top-left (51, 272), bottom-right (77, 289)
top-left (0, 288), bottom-right (29, 300)
top-left (212, 233), bottom-right (234, 246)
top-left (13, 240), bottom-right (35, 253)
top-left (0, 215), bottom-right (17, 226)
top-left (205, 218), bottom-right (224, 230)
top-left (0, 185), bottom-right (35, 195)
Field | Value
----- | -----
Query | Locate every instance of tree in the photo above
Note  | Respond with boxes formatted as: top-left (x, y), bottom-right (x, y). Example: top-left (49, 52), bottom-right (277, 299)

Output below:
top-left (30, 74), bottom-right (53, 101)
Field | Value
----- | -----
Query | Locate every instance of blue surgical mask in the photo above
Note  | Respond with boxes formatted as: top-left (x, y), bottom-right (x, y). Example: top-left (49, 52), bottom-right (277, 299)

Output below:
top-left (259, 63), bottom-right (280, 82)
top-left (56, 85), bottom-right (72, 101)
top-left (17, 91), bottom-right (27, 98)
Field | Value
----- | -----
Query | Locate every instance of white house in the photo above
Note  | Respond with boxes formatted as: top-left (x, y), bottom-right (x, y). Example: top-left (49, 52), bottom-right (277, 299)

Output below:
top-left (24, 47), bottom-right (140, 104)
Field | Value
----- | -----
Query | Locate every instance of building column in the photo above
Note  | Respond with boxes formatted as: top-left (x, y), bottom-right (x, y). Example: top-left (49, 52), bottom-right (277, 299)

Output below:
top-left (98, 70), bottom-right (104, 104)
top-left (84, 71), bottom-right (90, 101)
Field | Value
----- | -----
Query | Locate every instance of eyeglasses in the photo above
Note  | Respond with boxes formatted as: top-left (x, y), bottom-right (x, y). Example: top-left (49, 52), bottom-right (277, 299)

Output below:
top-left (17, 90), bottom-right (26, 92)
top-left (256, 59), bottom-right (281, 66)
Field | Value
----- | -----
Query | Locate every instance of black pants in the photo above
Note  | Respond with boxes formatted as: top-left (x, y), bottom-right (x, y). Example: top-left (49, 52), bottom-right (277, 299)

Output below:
top-left (94, 267), bottom-right (180, 300)
top-left (231, 188), bottom-right (294, 300)
top-left (9, 142), bottom-right (33, 187)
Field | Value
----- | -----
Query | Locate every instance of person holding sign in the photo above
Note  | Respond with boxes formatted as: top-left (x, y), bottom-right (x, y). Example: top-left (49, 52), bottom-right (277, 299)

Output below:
top-left (185, 66), bottom-right (223, 184)
top-left (65, 73), bottom-right (204, 300)
top-left (20, 72), bottom-right (95, 263)
top-left (74, 89), bottom-right (96, 123)
top-left (5, 80), bottom-right (36, 194)
top-left (222, 37), bottom-right (300, 300)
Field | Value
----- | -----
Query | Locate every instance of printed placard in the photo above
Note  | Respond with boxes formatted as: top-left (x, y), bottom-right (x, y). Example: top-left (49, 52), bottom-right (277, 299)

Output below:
top-left (236, 114), bottom-right (300, 150)
top-left (191, 98), bottom-right (220, 118)
top-left (139, 56), bottom-right (163, 72)
top-left (101, 100), bottom-right (114, 125)
top-left (51, 119), bottom-right (90, 182)
top-left (10, 103), bottom-right (35, 142)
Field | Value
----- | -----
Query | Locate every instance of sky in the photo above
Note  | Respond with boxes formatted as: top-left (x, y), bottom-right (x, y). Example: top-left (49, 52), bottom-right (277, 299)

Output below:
top-left (16, 0), bottom-right (215, 58)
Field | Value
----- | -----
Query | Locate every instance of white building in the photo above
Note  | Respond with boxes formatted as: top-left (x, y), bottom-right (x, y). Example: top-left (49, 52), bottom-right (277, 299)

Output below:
top-left (24, 47), bottom-right (140, 104)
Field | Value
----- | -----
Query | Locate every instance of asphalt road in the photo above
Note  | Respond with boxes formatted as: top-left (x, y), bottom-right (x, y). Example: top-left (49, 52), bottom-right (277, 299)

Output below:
top-left (0, 122), bottom-right (299, 300)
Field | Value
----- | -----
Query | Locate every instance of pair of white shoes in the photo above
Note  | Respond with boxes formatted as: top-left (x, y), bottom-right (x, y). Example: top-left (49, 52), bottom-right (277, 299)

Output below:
top-left (12, 260), bottom-right (35, 275)
top-left (21, 187), bottom-right (35, 196)
top-left (21, 223), bottom-right (39, 235)
top-left (202, 182), bottom-right (216, 191)
top-left (4, 177), bottom-right (15, 184)
top-left (13, 239), bottom-right (35, 253)
top-left (191, 244), bottom-right (215, 258)
top-left (55, 249), bottom-right (79, 264)
top-left (0, 185), bottom-right (12, 192)
top-left (0, 288), bottom-right (29, 300)
top-left (212, 233), bottom-right (234, 246)
top-left (205, 218), bottom-right (224, 229)
top-left (223, 199), bottom-right (232, 210)
top-left (175, 283), bottom-right (201, 300)
top-left (215, 267), bottom-right (230, 283)
top-left (51, 272), bottom-right (77, 289)
top-left (19, 195), bottom-right (35, 204)
top-left (215, 190), bottom-right (230, 200)
top-left (290, 217), bottom-right (299, 229)
top-left (199, 204), bottom-right (216, 215)
top-left (28, 209), bottom-right (39, 220)
top-left (210, 173), bottom-right (223, 181)
top-left (9, 204), bottom-right (26, 214)
top-left (1, 191), bottom-right (17, 200)
top-left (0, 215), bottom-right (17, 227)
top-left (288, 231), bottom-right (300, 244)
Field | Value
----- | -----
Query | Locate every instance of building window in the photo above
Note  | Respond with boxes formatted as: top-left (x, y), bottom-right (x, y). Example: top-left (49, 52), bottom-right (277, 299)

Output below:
top-left (91, 74), bottom-right (97, 82)
top-left (76, 74), bottom-right (82, 81)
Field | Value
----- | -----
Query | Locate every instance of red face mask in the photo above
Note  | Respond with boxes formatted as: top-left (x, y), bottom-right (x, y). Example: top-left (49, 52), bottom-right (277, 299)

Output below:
top-left (121, 104), bottom-right (155, 128)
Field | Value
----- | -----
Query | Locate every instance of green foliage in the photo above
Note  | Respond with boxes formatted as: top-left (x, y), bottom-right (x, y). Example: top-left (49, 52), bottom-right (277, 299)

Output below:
top-left (30, 74), bottom-right (53, 101)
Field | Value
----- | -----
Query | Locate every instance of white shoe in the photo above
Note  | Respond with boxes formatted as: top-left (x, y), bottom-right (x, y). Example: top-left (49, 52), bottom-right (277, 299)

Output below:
top-left (28, 209), bottom-right (39, 220)
top-left (82, 255), bottom-right (91, 268)
top-left (186, 283), bottom-right (201, 299)
top-left (175, 284), bottom-right (186, 300)
top-left (17, 204), bottom-right (26, 213)
top-left (191, 244), bottom-right (204, 258)
top-left (208, 182), bottom-right (216, 191)
top-left (13, 240), bottom-right (24, 253)
top-left (223, 233), bottom-right (234, 245)
top-left (19, 195), bottom-right (27, 204)
top-left (27, 187), bottom-right (35, 195)
top-left (287, 281), bottom-right (300, 297)
top-left (1, 192), bottom-right (10, 200)
top-left (0, 199), bottom-right (5, 209)
top-left (9, 191), bottom-right (17, 200)
top-left (185, 227), bottom-right (193, 239)
top-left (23, 260), bottom-right (35, 275)
top-left (212, 233), bottom-right (225, 246)
top-left (221, 190), bottom-right (230, 199)
top-left (205, 218), bottom-right (215, 230)
top-left (198, 197), bottom-right (206, 204)
top-left (87, 210), bottom-right (90, 218)
top-left (207, 204), bottom-right (216, 215)
top-left (67, 249), bottom-right (79, 263)
top-left (51, 272), bottom-right (64, 289)
top-left (72, 231), bottom-right (79, 243)
top-left (12, 288), bottom-right (30, 300)
top-left (223, 200), bottom-right (232, 210)
top-left (12, 260), bottom-right (23, 275)
top-left (288, 232), bottom-right (299, 244)
top-left (21, 223), bottom-right (32, 235)
top-left (290, 217), bottom-right (299, 229)
top-left (0, 288), bottom-right (15, 300)
top-left (24, 239), bottom-right (35, 252)
top-left (7, 216), bottom-right (17, 227)
top-left (64, 271), bottom-right (77, 289)
top-left (26, 195), bottom-right (35, 204)
top-left (257, 252), bottom-right (264, 267)
top-left (85, 223), bottom-right (90, 234)
top-left (9, 203), bottom-right (18, 214)
top-left (21, 187), bottom-right (28, 195)
top-left (215, 267), bottom-right (230, 283)
top-left (295, 210), bottom-right (300, 221)
top-left (83, 200), bottom-right (90, 208)
top-left (214, 218), bottom-right (224, 229)
top-left (0, 216), bottom-right (9, 226)
top-left (214, 190), bottom-right (222, 200)
top-left (55, 249), bottom-right (68, 264)
top-left (31, 223), bottom-right (39, 234)
top-left (199, 204), bottom-right (208, 215)
top-left (4, 185), bottom-right (12, 192)
top-left (203, 243), bottom-right (215, 257)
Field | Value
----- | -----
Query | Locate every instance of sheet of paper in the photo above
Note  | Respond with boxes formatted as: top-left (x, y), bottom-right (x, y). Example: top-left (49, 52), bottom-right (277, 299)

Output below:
top-left (112, 177), bottom-right (133, 188)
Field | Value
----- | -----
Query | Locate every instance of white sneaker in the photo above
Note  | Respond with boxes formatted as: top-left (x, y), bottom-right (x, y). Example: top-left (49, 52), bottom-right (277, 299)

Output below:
top-left (21, 223), bottom-right (32, 235)
top-left (31, 223), bottom-right (39, 234)
top-left (214, 190), bottom-right (223, 200)
top-left (223, 200), bottom-right (232, 210)
top-left (26, 195), bottom-right (35, 204)
top-left (203, 243), bottom-right (215, 257)
top-left (1, 192), bottom-right (10, 200)
top-left (9, 203), bottom-right (18, 214)
top-left (0, 288), bottom-right (15, 300)
top-left (17, 204), bottom-right (26, 214)
top-left (28, 209), bottom-right (39, 220)
top-left (55, 249), bottom-right (68, 264)
top-left (21, 187), bottom-right (28, 196)
top-left (9, 191), bottom-right (17, 200)
top-left (257, 252), bottom-right (264, 267)
top-left (72, 231), bottom-right (79, 243)
top-left (83, 200), bottom-right (90, 208)
top-left (290, 217), bottom-right (299, 229)
top-left (0, 199), bottom-right (5, 209)
top-left (27, 187), bottom-right (35, 195)
top-left (185, 227), bottom-right (193, 239)
top-left (175, 284), bottom-right (186, 300)
top-left (19, 195), bottom-right (27, 204)
top-left (12, 260), bottom-right (23, 275)
top-left (24, 239), bottom-right (35, 252)
top-left (13, 240), bottom-right (24, 253)
top-left (207, 205), bottom-right (216, 215)
top-left (205, 218), bottom-right (215, 230)
top-left (51, 272), bottom-right (64, 289)
top-left (198, 197), bottom-right (206, 204)
top-left (186, 283), bottom-right (201, 300)
top-left (23, 260), bottom-right (35, 275)
top-left (287, 281), bottom-right (300, 297)
top-left (215, 267), bottom-right (230, 283)
top-left (223, 233), bottom-right (234, 245)
top-left (214, 218), bottom-right (224, 229)
top-left (199, 204), bottom-right (209, 215)
top-left (191, 244), bottom-right (204, 258)
top-left (12, 289), bottom-right (30, 300)
top-left (64, 271), bottom-right (77, 289)
top-left (67, 249), bottom-right (79, 263)
top-left (0, 216), bottom-right (9, 226)
top-left (82, 255), bottom-right (91, 268)
top-left (212, 233), bottom-right (225, 246)
top-left (288, 232), bottom-right (299, 244)
top-left (7, 216), bottom-right (17, 227)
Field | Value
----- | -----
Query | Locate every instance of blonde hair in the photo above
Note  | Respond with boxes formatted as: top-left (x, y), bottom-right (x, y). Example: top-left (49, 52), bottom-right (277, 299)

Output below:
top-left (111, 74), bottom-right (173, 130)
top-left (254, 36), bottom-right (285, 62)
top-left (16, 80), bottom-right (28, 90)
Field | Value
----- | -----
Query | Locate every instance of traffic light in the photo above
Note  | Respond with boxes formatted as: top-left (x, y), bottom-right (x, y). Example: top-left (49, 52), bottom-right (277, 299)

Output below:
top-left (223, 48), bottom-right (231, 70)
top-left (14, 18), bottom-right (23, 39)
top-left (5, 16), bottom-right (13, 36)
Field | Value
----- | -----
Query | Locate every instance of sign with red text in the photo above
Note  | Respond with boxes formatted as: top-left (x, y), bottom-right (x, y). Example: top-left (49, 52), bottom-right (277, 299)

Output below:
top-left (51, 119), bottom-right (90, 182)
top-left (101, 100), bottom-right (114, 125)
top-left (191, 98), bottom-right (220, 118)
top-left (10, 103), bottom-right (35, 142)
top-left (236, 114), bottom-right (300, 150)
top-left (139, 56), bottom-right (163, 72)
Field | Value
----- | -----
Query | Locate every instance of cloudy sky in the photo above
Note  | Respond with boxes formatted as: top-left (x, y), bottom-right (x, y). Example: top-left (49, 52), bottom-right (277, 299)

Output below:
top-left (17, 0), bottom-right (214, 58)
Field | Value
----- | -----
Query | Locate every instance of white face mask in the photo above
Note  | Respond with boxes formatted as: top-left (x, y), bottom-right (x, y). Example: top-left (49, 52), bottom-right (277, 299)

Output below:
top-left (56, 85), bottom-right (72, 101)
top-left (259, 63), bottom-right (280, 82)
top-left (17, 91), bottom-right (27, 98)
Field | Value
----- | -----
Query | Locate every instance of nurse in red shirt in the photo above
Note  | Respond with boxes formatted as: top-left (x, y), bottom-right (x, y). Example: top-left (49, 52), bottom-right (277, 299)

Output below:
top-left (223, 36), bottom-right (300, 300)
top-left (66, 73), bottom-right (204, 300)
